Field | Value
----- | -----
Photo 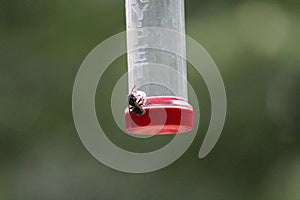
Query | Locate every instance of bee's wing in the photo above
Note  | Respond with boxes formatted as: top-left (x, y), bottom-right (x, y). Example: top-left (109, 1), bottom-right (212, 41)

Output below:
top-left (134, 102), bottom-right (146, 114)
top-left (133, 101), bottom-right (142, 109)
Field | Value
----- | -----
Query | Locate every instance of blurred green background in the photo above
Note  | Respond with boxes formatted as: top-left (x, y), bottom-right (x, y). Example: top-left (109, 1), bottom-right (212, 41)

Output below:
top-left (1, 0), bottom-right (300, 199)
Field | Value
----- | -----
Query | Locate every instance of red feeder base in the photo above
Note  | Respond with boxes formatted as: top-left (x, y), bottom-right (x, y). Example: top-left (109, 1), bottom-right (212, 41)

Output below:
top-left (125, 97), bottom-right (194, 135)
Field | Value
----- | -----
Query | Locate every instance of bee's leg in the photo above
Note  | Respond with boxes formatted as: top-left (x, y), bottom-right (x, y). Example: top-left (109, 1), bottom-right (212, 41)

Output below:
top-left (128, 106), bottom-right (133, 113)
top-left (128, 106), bottom-right (136, 120)
top-left (137, 98), bottom-right (145, 106)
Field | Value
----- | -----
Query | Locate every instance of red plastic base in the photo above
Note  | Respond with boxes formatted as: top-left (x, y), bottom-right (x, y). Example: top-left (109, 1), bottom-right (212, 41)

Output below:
top-left (125, 97), bottom-right (194, 135)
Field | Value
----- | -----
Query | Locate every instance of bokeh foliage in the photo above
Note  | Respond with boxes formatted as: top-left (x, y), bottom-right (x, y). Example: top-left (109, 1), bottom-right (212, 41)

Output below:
top-left (0, 0), bottom-right (300, 199)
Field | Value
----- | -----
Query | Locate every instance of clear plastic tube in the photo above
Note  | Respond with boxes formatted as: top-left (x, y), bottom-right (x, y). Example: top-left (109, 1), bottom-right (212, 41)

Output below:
top-left (126, 0), bottom-right (187, 98)
top-left (125, 0), bottom-right (193, 134)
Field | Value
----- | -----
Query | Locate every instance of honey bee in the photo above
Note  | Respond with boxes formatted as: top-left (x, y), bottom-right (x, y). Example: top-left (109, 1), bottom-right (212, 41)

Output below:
top-left (128, 86), bottom-right (146, 116)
